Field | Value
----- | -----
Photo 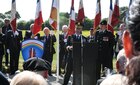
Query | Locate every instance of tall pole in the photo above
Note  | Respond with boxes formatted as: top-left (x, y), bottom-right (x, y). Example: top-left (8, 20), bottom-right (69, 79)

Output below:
top-left (56, 0), bottom-right (59, 81)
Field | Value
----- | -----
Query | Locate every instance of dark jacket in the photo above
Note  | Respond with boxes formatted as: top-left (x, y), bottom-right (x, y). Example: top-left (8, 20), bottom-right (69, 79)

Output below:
top-left (24, 31), bottom-right (40, 40)
top-left (0, 33), bottom-right (5, 55)
top-left (41, 34), bottom-right (56, 56)
top-left (6, 30), bottom-right (23, 53)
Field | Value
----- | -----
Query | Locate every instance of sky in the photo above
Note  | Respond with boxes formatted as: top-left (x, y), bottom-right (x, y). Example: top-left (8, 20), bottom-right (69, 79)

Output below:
top-left (0, 0), bottom-right (130, 21)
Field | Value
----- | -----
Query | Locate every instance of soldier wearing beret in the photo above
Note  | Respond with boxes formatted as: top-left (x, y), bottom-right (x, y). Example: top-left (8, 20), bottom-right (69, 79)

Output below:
top-left (63, 22), bottom-right (87, 85)
top-left (95, 20), bottom-right (115, 80)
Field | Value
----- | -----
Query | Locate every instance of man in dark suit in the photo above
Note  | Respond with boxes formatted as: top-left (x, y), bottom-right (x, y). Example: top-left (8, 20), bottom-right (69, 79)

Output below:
top-left (95, 20), bottom-right (115, 80)
top-left (59, 25), bottom-right (68, 75)
top-left (0, 28), bottom-right (5, 71)
top-left (63, 22), bottom-right (87, 85)
top-left (2, 18), bottom-right (12, 66)
top-left (41, 27), bottom-right (56, 76)
top-left (24, 24), bottom-right (40, 40)
top-left (6, 29), bottom-right (23, 75)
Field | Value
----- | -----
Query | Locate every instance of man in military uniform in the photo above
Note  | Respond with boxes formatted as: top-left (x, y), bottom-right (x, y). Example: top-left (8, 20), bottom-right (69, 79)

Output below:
top-left (2, 18), bottom-right (12, 66)
top-left (95, 20), bottom-right (115, 80)
top-left (6, 29), bottom-right (23, 75)
top-left (63, 22), bottom-right (87, 85)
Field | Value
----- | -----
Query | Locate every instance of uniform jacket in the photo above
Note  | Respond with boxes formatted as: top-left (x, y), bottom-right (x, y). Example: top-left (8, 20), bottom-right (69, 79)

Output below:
top-left (6, 30), bottom-right (23, 53)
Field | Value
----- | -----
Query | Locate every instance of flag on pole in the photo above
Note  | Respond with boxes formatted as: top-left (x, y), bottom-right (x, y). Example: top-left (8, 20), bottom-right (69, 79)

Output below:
top-left (77, 0), bottom-right (85, 23)
top-left (33, 0), bottom-right (43, 35)
top-left (93, 0), bottom-right (101, 31)
top-left (67, 0), bottom-right (75, 36)
top-left (49, 0), bottom-right (58, 30)
top-left (107, 0), bottom-right (114, 34)
top-left (10, 0), bottom-right (16, 32)
top-left (111, 0), bottom-right (120, 27)
top-left (129, 0), bottom-right (133, 7)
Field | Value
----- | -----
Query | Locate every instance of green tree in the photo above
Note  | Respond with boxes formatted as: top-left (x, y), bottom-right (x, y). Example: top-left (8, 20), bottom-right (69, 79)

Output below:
top-left (4, 10), bottom-right (21, 19)
top-left (17, 20), bottom-right (27, 30)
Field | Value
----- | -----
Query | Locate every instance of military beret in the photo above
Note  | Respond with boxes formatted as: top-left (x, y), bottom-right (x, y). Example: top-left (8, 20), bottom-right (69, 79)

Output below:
top-left (75, 22), bottom-right (84, 29)
top-left (100, 20), bottom-right (107, 25)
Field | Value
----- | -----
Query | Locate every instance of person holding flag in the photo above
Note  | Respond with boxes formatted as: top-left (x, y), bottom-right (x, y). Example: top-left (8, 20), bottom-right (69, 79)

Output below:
top-left (24, 24), bottom-right (41, 40)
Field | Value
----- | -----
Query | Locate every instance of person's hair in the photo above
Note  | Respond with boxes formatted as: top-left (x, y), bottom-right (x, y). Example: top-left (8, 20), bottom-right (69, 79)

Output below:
top-left (10, 71), bottom-right (48, 85)
top-left (126, 57), bottom-right (140, 85)
top-left (100, 74), bottom-right (128, 85)
top-left (62, 25), bottom-right (68, 30)
top-left (116, 49), bottom-right (127, 74)
top-left (127, 0), bottom-right (140, 52)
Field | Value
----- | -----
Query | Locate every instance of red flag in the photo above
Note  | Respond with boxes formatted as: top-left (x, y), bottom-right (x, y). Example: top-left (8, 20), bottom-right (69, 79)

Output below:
top-left (93, 0), bottom-right (101, 31)
top-left (111, 0), bottom-right (120, 27)
top-left (67, 0), bottom-right (75, 36)
top-left (10, 0), bottom-right (16, 32)
top-left (33, 0), bottom-right (43, 35)
top-left (77, 0), bottom-right (85, 23)
top-left (49, 0), bottom-right (58, 30)
top-left (107, 0), bottom-right (114, 34)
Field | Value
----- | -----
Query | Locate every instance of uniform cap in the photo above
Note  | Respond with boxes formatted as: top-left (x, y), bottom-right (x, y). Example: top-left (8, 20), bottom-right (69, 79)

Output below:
top-left (76, 22), bottom-right (84, 29)
top-left (100, 20), bottom-right (107, 25)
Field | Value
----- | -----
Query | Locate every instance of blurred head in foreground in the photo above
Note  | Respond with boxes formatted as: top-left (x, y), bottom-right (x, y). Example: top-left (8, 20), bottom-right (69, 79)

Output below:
top-left (10, 71), bottom-right (48, 85)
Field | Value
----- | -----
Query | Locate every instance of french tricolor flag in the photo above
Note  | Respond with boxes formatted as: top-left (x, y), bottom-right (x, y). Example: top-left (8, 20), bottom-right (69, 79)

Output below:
top-left (67, 0), bottom-right (75, 36)
top-left (94, 0), bottom-right (101, 31)
top-left (77, 0), bottom-right (85, 23)
top-left (49, 0), bottom-right (58, 30)
top-left (107, 0), bottom-right (114, 34)
top-left (111, 0), bottom-right (120, 27)
top-left (33, 0), bottom-right (43, 35)
top-left (10, 0), bottom-right (16, 32)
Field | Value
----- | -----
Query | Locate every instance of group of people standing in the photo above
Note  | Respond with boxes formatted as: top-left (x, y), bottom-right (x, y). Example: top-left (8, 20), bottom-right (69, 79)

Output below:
top-left (0, 18), bottom-right (23, 75)
top-left (0, 18), bottom-right (56, 76)
top-left (0, 15), bottom-right (125, 85)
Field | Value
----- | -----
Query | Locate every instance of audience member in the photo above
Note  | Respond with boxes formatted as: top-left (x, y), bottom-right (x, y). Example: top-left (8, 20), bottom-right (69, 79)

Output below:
top-left (10, 71), bottom-right (48, 85)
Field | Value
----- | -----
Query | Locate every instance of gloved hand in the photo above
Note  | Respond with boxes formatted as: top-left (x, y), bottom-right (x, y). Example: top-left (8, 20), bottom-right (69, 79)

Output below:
top-left (14, 31), bottom-right (19, 36)
top-left (7, 49), bottom-right (10, 54)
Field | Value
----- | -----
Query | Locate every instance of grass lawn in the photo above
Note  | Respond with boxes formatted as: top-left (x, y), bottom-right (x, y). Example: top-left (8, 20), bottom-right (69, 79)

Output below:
top-left (2, 30), bottom-right (117, 73)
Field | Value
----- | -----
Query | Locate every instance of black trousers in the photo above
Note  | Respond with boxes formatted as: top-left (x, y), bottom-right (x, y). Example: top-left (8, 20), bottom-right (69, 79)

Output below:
top-left (10, 51), bottom-right (19, 74)
top-left (63, 52), bottom-right (73, 85)
top-left (0, 55), bottom-right (3, 71)
top-left (43, 52), bottom-right (54, 75)
top-left (59, 51), bottom-right (68, 74)
top-left (4, 48), bottom-right (9, 66)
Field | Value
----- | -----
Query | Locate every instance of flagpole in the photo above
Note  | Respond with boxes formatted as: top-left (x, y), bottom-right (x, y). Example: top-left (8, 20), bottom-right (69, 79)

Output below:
top-left (56, 0), bottom-right (59, 82)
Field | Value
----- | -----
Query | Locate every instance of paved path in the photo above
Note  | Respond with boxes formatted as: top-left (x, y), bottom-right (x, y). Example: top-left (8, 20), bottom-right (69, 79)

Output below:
top-left (47, 74), bottom-right (73, 85)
